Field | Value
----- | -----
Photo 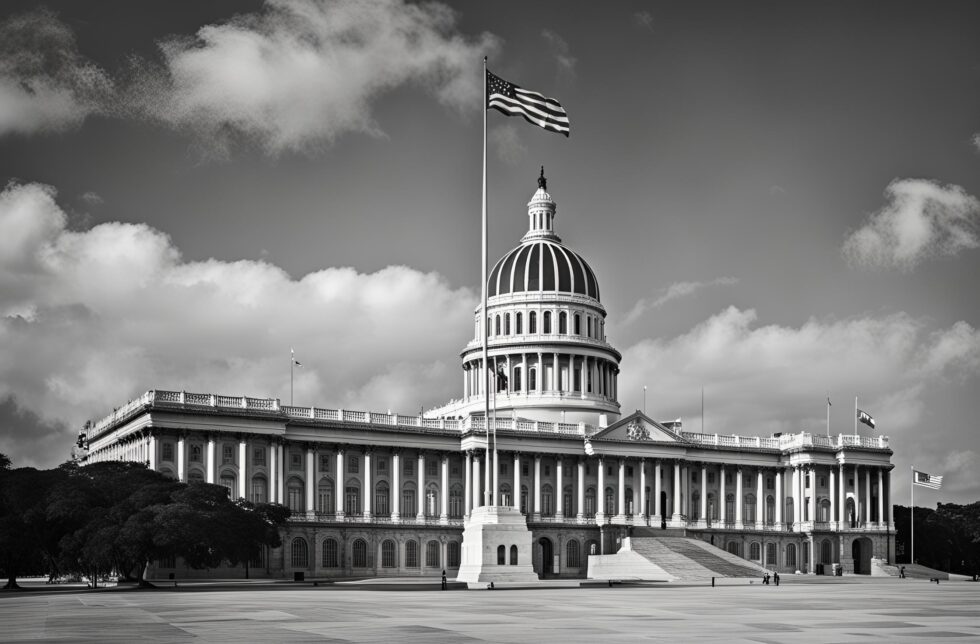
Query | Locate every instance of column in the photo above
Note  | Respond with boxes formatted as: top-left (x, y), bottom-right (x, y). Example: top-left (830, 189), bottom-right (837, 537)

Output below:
top-left (580, 356), bottom-right (588, 398)
top-left (577, 459), bottom-right (585, 521)
top-left (177, 434), bottom-right (186, 483)
top-left (672, 460), bottom-right (682, 524)
top-left (719, 465), bottom-right (726, 524)
top-left (363, 451), bottom-right (373, 519)
top-left (417, 452), bottom-right (425, 520)
top-left (792, 466), bottom-right (801, 526)
top-left (463, 366), bottom-right (468, 399)
top-left (884, 469), bottom-right (892, 527)
top-left (876, 467), bottom-right (884, 527)
top-left (492, 449), bottom-right (499, 506)
top-left (147, 433), bottom-right (157, 471)
top-left (276, 442), bottom-right (285, 504)
top-left (238, 437), bottom-right (247, 500)
top-left (829, 466), bottom-right (836, 527)
top-left (616, 458), bottom-right (625, 517)
top-left (472, 454), bottom-right (482, 509)
top-left (839, 462), bottom-right (845, 528)
top-left (393, 451), bottom-right (401, 521)
top-left (537, 352), bottom-right (543, 394)
top-left (640, 459), bottom-right (648, 521)
top-left (462, 451), bottom-right (470, 517)
top-left (597, 457), bottom-right (605, 517)
top-left (775, 469), bottom-right (783, 528)
top-left (864, 467), bottom-right (871, 526)
top-left (734, 467), bottom-right (744, 528)
top-left (304, 447), bottom-right (315, 514)
top-left (808, 468), bottom-right (816, 524)
top-left (756, 469), bottom-right (763, 526)
top-left (522, 354), bottom-right (528, 395)
top-left (700, 464), bottom-right (708, 526)
top-left (553, 353), bottom-right (559, 392)
top-left (653, 460), bottom-right (662, 523)
top-left (513, 452), bottom-right (521, 511)
top-left (440, 454), bottom-right (449, 524)
top-left (206, 435), bottom-right (215, 483)
top-left (533, 454), bottom-right (542, 519)
top-left (556, 457), bottom-right (564, 518)
top-left (335, 449), bottom-right (345, 517)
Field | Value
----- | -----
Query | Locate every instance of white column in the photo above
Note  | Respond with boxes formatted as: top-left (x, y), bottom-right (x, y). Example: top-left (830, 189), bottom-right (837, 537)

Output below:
top-left (206, 436), bottom-right (215, 484)
top-left (775, 469), bottom-right (783, 527)
top-left (839, 463), bottom-right (845, 528)
top-left (865, 467), bottom-right (872, 525)
top-left (513, 452), bottom-right (521, 511)
top-left (884, 469), bottom-right (891, 527)
top-left (147, 433), bottom-right (157, 471)
top-left (533, 454), bottom-right (542, 518)
top-left (522, 354), bottom-right (528, 395)
top-left (795, 466), bottom-right (803, 525)
top-left (177, 435), bottom-right (186, 483)
top-left (363, 451), bottom-right (372, 519)
top-left (617, 459), bottom-right (626, 517)
top-left (553, 353), bottom-right (559, 392)
top-left (597, 457), bottom-right (605, 516)
top-left (829, 466), bottom-right (836, 527)
top-left (305, 446), bottom-right (315, 514)
top-left (719, 465), bottom-right (726, 523)
top-left (672, 461), bottom-right (682, 523)
top-left (417, 452), bottom-right (425, 520)
top-left (472, 455), bottom-right (481, 508)
top-left (580, 356), bottom-right (587, 398)
top-left (392, 451), bottom-right (401, 521)
top-left (653, 460), bottom-right (662, 522)
top-left (756, 469), bottom-right (763, 525)
top-left (463, 452), bottom-right (471, 517)
top-left (640, 459), bottom-right (648, 521)
top-left (735, 468), bottom-right (744, 528)
top-left (276, 442), bottom-right (285, 504)
top-left (808, 468), bottom-right (817, 524)
top-left (556, 457), bottom-right (564, 518)
top-left (537, 352), bottom-right (543, 394)
top-left (577, 459), bottom-right (585, 520)
top-left (700, 465), bottom-right (708, 525)
top-left (238, 438), bottom-right (247, 500)
top-left (440, 454), bottom-right (449, 523)
top-left (335, 449), bottom-right (345, 517)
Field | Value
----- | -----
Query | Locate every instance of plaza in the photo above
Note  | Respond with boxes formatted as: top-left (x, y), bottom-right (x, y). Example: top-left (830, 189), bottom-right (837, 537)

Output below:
top-left (1, 578), bottom-right (977, 642)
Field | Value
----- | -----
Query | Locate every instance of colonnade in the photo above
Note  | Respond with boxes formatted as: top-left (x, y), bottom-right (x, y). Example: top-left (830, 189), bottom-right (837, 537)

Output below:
top-left (462, 354), bottom-right (617, 400)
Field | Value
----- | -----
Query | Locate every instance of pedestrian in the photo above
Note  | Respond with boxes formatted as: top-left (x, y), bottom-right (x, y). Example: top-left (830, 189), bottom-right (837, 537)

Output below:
top-left (441, 570), bottom-right (447, 591)
top-left (899, 565), bottom-right (905, 579)
top-left (773, 572), bottom-right (779, 586)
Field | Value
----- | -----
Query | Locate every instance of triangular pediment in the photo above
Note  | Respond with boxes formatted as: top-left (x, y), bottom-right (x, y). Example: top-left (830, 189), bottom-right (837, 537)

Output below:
top-left (589, 411), bottom-right (687, 444)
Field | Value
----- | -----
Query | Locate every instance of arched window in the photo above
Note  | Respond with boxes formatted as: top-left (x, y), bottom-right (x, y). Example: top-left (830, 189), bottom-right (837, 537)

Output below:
top-left (497, 545), bottom-right (506, 565)
top-left (251, 476), bottom-right (267, 503)
top-left (448, 541), bottom-right (461, 568)
top-left (566, 540), bottom-right (581, 568)
top-left (402, 483), bottom-right (416, 516)
top-left (510, 544), bottom-right (518, 565)
top-left (744, 493), bottom-right (756, 523)
top-left (727, 541), bottom-right (742, 557)
top-left (766, 495), bottom-right (776, 525)
top-left (500, 483), bottom-right (512, 507)
top-left (290, 537), bottom-right (308, 568)
top-left (574, 313), bottom-right (581, 335)
top-left (690, 491), bottom-right (700, 520)
top-left (352, 538), bottom-right (367, 568)
top-left (529, 368), bottom-right (537, 391)
top-left (766, 542), bottom-right (777, 566)
top-left (375, 481), bottom-right (390, 516)
top-left (317, 478), bottom-right (333, 513)
top-left (219, 472), bottom-right (236, 497)
top-left (563, 485), bottom-right (573, 516)
top-left (381, 540), bottom-right (396, 568)
top-left (449, 485), bottom-right (464, 518)
top-left (344, 481), bottom-right (360, 515)
top-left (529, 311), bottom-right (537, 334)
top-left (542, 484), bottom-right (554, 516)
top-left (504, 314), bottom-right (511, 335)
top-left (604, 487), bottom-right (615, 516)
top-left (520, 485), bottom-right (529, 514)
top-left (725, 493), bottom-right (735, 523)
top-left (786, 543), bottom-right (797, 568)
top-left (750, 542), bottom-right (761, 561)
top-left (543, 311), bottom-right (552, 334)
top-left (585, 540), bottom-right (599, 557)
top-left (558, 311), bottom-right (567, 334)
top-left (707, 492), bottom-right (717, 520)
top-left (585, 487), bottom-right (596, 517)
top-left (426, 540), bottom-right (440, 568)
top-left (819, 499), bottom-right (831, 523)
top-left (322, 538), bottom-right (338, 568)
top-left (513, 366), bottom-right (522, 392)
top-left (190, 445), bottom-right (202, 462)
top-left (188, 469), bottom-right (204, 483)
top-left (515, 312), bottom-right (522, 334)
top-left (287, 477), bottom-right (304, 513)
top-left (406, 540), bottom-right (419, 568)
top-left (495, 315), bottom-right (501, 335)
top-left (821, 539), bottom-right (832, 564)
top-left (425, 485), bottom-right (438, 517)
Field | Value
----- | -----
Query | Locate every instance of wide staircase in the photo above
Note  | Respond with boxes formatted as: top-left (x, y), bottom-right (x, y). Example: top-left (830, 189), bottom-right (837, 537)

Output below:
top-left (621, 529), bottom-right (769, 581)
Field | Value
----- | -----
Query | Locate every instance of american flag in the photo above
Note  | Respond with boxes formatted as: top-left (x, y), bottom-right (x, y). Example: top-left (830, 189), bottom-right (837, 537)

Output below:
top-left (487, 70), bottom-right (569, 137)
top-left (913, 470), bottom-right (943, 490)
top-left (857, 408), bottom-right (875, 429)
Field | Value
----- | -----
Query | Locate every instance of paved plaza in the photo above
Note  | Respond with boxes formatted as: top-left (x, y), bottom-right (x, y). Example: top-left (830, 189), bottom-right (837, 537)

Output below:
top-left (0, 577), bottom-right (977, 642)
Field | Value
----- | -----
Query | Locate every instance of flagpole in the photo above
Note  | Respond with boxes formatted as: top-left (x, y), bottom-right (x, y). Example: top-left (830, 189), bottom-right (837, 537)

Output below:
top-left (910, 464), bottom-right (914, 565)
top-left (854, 396), bottom-right (858, 435)
top-left (481, 56), bottom-right (491, 508)
top-left (826, 395), bottom-right (830, 437)
top-left (290, 349), bottom-right (294, 406)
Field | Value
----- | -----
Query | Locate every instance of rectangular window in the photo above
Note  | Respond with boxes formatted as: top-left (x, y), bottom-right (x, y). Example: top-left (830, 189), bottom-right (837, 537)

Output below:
top-left (348, 456), bottom-right (359, 474)
top-left (222, 445), bottom-right (233, 464)
top-left (522, 461), bottom-right (529, 476)
top-left (451, 465), bottom-right (460, 476)
top-left (545, 465), bottom-right (551, 476)
top-left (377, 458), bottom-right (387, 473)
top-left (161, 443), bottom-right (174, 462)
top-left (586, 465), bottom-right (591, 475)
top-left (405, 460), bottom-right (414, 476)
top-left (627, 466), bottom-right (634, 478)
top-left (691, 471), bottom-right (697, 482)
top-left (708, 472), bottom-right (716, 484)
top-left (319, 454), bottom-right (330, 471)
top-left (190, 445), bottom-right (202, 462)
top-left (290, 453), bottom-right (302, 470)
top-left (427, 460), bottom-right (437, 477)
top-left (767, 477), bottom-right (774, 489)
top-left (253, 447), bottom-right (266, 466)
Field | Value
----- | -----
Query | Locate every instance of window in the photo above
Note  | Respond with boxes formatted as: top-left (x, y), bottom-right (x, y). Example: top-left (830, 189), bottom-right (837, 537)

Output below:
top-left (290, 453), bottom-right (302, 470)
top-left (448, 542), bottom-right (461, 568)
top-left (158, 554), bottom-right (176, 569)
top-left (322, 538), bottom-right (339, 568)
top-left (744, 494), bottom-right (757, 522)
top-left (348, 456), bottom-right (359, 474)
top-left (501, 463), bottom-right (508, 475)
top-left (708, 472), bottom-right (716, 484)
top-left (375, 482), bottom-right (390, 516)
top-left (563, 487), bottom-right (573, 516)
top-left (222, 445), bottom-right (233, 464)
top-left (345, 485), bottom-right (360, 515)
top-left (522, 461), bottom-right (529, 476)
top-left (287, 478), bottom-right (304, 512)
top-left (162, 443), bottom-right (174, 462)
top-left (494, 315), bottom-right (501, 335)
top-left (381, 540), bottom-right (396, 568)
top-left (544, 465), bottom-right (551, 476)
top-left (449, 486), bottom-right (463, 518)
top-left (220, 473), bottom-right (235, 496)
top-left (786, 543), bottom-right (797, 567)
top-left (402, 487), bottom-right (416, 516)
top-left (691, 471), bottom-right (697, 482)
top-left (587, 317), bottom-right (592, 337)
top-left (515, 312), bottom-right (522, 335)
top-left (352, 539), bottom-right (367, 568)
top-left (585, 487), bottom-right (596, 517)
top-left (750, 542), bottom-right (761, 560)
top-left (426, 540), bottom-right (440, 568)
top-left (427, 460), bottom-right (437, 477)
top-left (190, 445), bottom-right (202, 462)
top-left (251, 476), bottom-right (267, 503)
top-left (504, 314), bottom-right (511, 335)
top-left (627, 466), bottom-right (634, 478)
top-left (319, 454), bottom-right (330, 471)
top-left (377, 458), bottom-right (387, 473)
top-left (558, 311), bottom-right (567, 334)
top-left (542, 484), bottom-right (554, 516)
top-left (510, 545), bottom-right (518, 566)
top-left (726, 541), bottom-right (742, 557)
top-left (497, 545), bottom-right (506, 565)
top-left (574, 313), bottom-right (581, 335)
top-left (513, 367), bottom-right (522, 391)
top-left (566, 540), bottom-right (581, 568)
top-left (529, 311), bottom-right (537, 334)
top-left (253, 447), bottom-right (266, 466)
top-left (767, 477), bottom-right (774, 489)
top-left (426, 488), bottom-right (438, 517)
top-left (404, 460), bottom-right (414, 476)
top-left (529, 368), bottom-right (537, 391)
top-left (604, 487), bottom-right (615, 515)
top-left (406, 540), bottom-right (419, 568)
top-left (290, 537), bottom-right (308, 568)
top-left (317, 479), bottom-right (334, 513)
top-left (766, 542), bottom-right (777, 566)
top-left (543, 311), bottom-right (552, 333)
top-left (819, 477), bottom-right (826, 487)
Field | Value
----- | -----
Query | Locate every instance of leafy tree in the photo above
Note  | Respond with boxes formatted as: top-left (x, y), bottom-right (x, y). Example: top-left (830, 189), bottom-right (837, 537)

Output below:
top-left (0, 453), bottom-right (11, 471)
top-left (0, 467), bottom-right (66, 588)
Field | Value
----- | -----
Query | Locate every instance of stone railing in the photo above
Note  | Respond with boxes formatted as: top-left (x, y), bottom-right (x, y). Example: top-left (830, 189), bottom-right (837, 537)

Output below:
top-left (679, 430), bottom-right (888, 451)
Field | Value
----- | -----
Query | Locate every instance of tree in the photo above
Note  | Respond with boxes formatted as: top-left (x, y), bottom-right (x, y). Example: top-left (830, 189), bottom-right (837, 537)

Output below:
top-left (0, 467), bottom-right (66, 588)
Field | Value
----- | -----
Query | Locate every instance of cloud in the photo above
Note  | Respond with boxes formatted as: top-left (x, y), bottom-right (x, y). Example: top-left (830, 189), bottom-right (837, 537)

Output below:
top-left (489, 124), bottom-right (528, 164)
top-left (0, 181), bottom-right (477, 468)
top-left (541, 29), bottom-right (576, 79)
top-left (620, 306), bottom-right (980, 438)
top-left (843, 178), bottom-right (980, 270)
top-left (125, 0), bottom-right (498, 156)
top-left (79, 191), bottom-right (103, 206)
top-left (972, 133), bottom-right (980, 153)
top-left (622, 277), bottom-right (738, 326)
top-left (633, 11), bottom-right (654, 31)
top-left (0, 9), bottom-right (114, 136)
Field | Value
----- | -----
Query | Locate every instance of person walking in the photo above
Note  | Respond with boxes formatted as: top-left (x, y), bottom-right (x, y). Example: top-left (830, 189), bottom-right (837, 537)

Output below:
top-left (773, 571), bottom-right (780, 586)
top-left (441, 570), bottom-right (447, 590)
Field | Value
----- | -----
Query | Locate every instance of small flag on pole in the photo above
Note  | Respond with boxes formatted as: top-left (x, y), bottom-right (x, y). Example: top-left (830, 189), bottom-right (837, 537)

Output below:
top-left (487, 69), bottom-right (570, 136)
top-left (913, 470), bottom-right (943, 489)
top-left (291, 348), bottom-right (302, 367)
top-left (857, 408), bottom-right (875, 429)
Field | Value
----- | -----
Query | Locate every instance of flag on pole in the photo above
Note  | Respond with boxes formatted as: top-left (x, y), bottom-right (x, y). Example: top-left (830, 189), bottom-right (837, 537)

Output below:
top-left (857, 408), bottom-right (875, 428)
top-left (291, 348), bottom-right (302, 367)
top-left (487, 69), bottom-right (570, 136)
top-left (913, 470), bottom-right (943, 489)
top-left (827, 397), bottom-right (832, 407)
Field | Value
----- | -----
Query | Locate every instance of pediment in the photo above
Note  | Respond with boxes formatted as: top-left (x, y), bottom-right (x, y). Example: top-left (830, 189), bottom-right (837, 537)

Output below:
top-left (589, 412), bottom-right (687, 444)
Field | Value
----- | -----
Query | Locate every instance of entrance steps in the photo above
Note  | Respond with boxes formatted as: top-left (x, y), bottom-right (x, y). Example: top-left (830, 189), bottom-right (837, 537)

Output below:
top-left (589, 536), bottom-right (769, 582)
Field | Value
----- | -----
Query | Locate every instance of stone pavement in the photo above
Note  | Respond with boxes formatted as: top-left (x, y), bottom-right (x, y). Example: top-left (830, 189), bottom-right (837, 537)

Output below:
top-left (0, 577), bottom-right (977, 642)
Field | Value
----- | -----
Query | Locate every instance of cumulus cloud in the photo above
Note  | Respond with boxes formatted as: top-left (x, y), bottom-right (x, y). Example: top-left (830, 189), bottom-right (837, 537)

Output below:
top-left (620, 306), bottom-right (980, 438)
top-left (622, 277), bottom-right (738, 326)
top-left (125, 0), bottom-right (498, 156)
top-left (489, 124), bottom-right (528, 164)
top-left (972, 133), bottom-right (980, 153)
top-left (843, 178), bottom-right (980, 270)
top-left (0, 181), bottom-right (476, 468)
top-left (541, 29), bottom-right (576, 80)
top-left (633, 11), bottom-right (655, 31)
top-left (0, 9), bottom-right (114, 136)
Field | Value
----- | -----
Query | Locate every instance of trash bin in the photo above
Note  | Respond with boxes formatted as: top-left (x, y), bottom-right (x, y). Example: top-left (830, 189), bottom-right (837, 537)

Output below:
top-left (294, 571), bottom-right (305, 582)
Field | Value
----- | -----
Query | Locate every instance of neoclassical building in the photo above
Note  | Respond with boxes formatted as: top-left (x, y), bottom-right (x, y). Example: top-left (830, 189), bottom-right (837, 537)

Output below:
top-left (77, 173), bottom-right (895, 580)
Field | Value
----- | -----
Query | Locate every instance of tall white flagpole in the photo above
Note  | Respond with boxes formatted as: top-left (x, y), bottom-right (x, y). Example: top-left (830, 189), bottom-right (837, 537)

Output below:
top-left (482, 56), bottom-right (491, 507)
top-left (826, 395), bottom-right (831, 437)
top-left (854, 396), bottom-right (858, 434)
top-left (911, 464), bottom-right (914, 565)
top-left (290, 348), bottom-right (294, 406)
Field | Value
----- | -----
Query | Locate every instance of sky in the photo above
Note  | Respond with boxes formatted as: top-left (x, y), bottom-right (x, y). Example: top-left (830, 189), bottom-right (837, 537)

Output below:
top-left (0, 0), bottom-right (978, 504)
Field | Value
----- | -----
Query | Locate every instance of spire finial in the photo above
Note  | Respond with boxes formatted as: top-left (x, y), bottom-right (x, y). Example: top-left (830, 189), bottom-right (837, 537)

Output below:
top-left (538, 166), bottom-right (547, 190)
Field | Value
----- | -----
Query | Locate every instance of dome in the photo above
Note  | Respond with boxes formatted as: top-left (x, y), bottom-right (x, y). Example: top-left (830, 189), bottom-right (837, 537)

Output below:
top-left (488, 239), bottom-right (600, 300)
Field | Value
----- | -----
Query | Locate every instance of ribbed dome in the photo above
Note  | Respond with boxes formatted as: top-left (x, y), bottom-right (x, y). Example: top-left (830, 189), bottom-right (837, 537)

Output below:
top-left (488, 239), bottom-right (600, 300)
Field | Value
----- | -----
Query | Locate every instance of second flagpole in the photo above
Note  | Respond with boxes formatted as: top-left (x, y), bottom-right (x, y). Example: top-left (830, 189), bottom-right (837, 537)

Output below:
top-left (482, 56), bottom-right (491, 507)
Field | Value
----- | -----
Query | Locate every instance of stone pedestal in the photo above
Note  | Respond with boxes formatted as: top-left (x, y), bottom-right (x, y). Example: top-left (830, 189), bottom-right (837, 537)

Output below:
top-left (456, 506), bottom-right (540, 588)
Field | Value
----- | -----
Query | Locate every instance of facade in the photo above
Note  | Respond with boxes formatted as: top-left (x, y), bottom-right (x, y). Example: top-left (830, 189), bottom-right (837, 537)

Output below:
top-left (76, 174), bottom-right (895, 580)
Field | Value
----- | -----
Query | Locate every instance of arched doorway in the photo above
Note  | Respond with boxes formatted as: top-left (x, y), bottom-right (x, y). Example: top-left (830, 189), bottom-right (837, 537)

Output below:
top-left (538, 537), bottom-right (554, 579)
top-left (851, 537), bottom-right (872, 574)
top-left (660, 491), bottom-right (668, 528)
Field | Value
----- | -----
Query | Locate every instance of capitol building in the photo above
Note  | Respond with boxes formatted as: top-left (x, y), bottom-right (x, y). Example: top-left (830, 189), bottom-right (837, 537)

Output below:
top-left (77, 173), bottom-right (896, 581)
